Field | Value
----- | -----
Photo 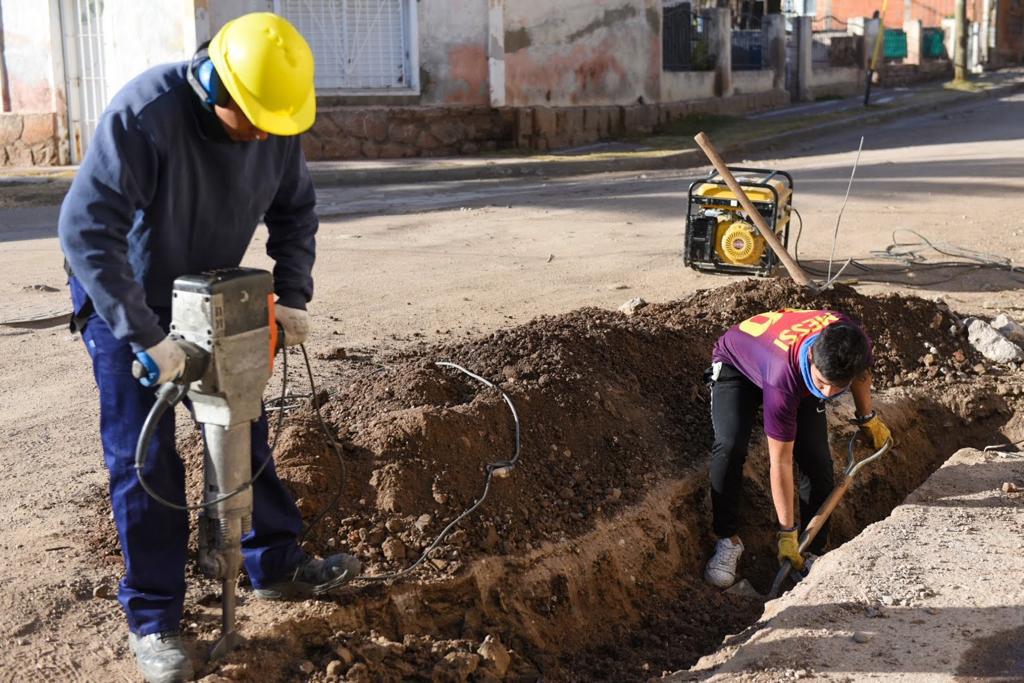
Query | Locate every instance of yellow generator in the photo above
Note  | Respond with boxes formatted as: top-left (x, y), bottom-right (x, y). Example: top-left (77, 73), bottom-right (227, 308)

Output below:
top-left (684, 167), bottom-right (793, 277)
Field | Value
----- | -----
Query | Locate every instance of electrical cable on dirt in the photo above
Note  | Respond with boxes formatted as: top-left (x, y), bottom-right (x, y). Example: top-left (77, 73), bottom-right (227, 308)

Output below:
top-left (983, 439), bottom-right (1024, 452)
top-left (289, 343), bottom-right (349, 545)
top-left (350, 360), bottom-right (522, 586)
top-left (134, 336), bottom-right (290, 512)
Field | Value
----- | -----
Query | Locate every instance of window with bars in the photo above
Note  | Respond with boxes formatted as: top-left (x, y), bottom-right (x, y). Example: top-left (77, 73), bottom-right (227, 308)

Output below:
top-left (275, 0), bottom-right (417, 92)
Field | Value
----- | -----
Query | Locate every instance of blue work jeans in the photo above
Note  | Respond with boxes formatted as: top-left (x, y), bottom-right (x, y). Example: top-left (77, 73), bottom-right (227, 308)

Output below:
top-left (69, 278), bottom-right (306, 636)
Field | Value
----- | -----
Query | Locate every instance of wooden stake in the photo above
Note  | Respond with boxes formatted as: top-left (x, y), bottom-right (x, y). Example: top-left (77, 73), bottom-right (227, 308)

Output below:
top-left (693, 131), bottom-right (817, 290)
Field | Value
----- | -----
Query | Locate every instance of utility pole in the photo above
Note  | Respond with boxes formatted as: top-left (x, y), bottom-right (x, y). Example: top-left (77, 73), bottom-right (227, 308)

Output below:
top-left (954, 0), bottom-right (969, 81)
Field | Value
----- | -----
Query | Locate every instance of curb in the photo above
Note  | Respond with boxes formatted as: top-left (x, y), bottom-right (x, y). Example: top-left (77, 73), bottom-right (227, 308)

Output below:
top-left (308, 79), bottom-right (1024, 187)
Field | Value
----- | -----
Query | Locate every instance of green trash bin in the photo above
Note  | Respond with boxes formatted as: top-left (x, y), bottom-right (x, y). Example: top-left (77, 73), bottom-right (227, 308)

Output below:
top-left (883, 29), bottom-right (908, 60)
top-left (922, 27), bottom-right (945, 59)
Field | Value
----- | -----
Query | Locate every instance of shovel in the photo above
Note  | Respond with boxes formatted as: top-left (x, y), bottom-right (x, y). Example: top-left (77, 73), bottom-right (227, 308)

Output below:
top-left (766, 433), bottom-right (894, 599)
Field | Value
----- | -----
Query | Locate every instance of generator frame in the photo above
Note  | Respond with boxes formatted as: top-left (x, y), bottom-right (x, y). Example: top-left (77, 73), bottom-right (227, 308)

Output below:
top-left (684, 166), bottom-right (794, 277)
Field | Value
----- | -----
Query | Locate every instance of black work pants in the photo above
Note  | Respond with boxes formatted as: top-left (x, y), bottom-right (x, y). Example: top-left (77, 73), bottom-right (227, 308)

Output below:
top-left (708, 363), bottom-right (834, 555)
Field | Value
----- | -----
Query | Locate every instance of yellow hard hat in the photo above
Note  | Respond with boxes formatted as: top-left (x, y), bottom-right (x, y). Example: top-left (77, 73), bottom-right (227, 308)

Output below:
top-left (208, 12), bottom-right (316, 136)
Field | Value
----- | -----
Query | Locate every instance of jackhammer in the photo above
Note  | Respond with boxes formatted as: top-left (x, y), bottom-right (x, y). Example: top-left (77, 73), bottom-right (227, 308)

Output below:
top-left (132, 267), bottom-right (280, 660)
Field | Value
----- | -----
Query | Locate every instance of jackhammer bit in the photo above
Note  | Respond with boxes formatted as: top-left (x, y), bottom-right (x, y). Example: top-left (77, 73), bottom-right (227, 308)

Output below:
top-left (134, 268), bottom-right (279, 661)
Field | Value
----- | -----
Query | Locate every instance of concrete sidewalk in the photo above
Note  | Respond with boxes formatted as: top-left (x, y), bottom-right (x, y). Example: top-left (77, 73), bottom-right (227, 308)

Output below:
top-left (671, 447), bottom-right (1024, 682)
top-left (3, 69), bottom-right (1023, 195)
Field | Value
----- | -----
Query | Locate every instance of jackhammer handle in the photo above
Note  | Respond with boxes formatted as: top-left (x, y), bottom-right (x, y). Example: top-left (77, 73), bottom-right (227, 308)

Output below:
top-left (693, 132), bottom-right (817, 290)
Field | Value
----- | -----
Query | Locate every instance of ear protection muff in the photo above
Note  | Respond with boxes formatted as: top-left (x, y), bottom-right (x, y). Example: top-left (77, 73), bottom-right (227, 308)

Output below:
top-left (186, 42), bottom-right (229, 108)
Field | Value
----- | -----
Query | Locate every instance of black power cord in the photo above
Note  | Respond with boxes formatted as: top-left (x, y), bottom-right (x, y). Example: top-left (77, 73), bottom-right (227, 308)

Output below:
top-left (136, 334), bottom-right (523, 586)
top-left (792, 210), bottom-right (1024, 287)
top-left (134, 333), bottom-right (289, 512)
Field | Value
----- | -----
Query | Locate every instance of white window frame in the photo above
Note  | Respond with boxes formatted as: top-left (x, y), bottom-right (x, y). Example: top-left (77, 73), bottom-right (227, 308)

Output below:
top-left (274, 0), bottom-right (419, 96)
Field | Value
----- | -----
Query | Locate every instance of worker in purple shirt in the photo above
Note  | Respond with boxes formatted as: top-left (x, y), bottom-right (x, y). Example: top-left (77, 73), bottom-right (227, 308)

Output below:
top-left (703, 309), bottom-right (892, 588)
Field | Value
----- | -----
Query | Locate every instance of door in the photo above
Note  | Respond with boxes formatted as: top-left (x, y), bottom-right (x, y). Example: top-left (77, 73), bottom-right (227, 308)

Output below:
top-left (59, 0), bottom-right (108, 162)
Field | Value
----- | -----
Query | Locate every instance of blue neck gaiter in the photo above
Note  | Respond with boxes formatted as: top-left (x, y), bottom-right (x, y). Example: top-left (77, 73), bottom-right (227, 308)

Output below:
top-left (799, 333), bottom-right (829, 400)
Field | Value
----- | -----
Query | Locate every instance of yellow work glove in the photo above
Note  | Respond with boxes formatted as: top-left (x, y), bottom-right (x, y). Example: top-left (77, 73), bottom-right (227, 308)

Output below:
top-left (777, 528), bottom-right (805, 571)
top-left (860, 415), bottom-right (892, 450)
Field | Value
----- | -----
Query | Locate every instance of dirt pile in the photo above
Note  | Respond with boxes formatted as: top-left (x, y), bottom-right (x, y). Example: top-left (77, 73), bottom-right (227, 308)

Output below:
top-left (288, 281), bottom-right (979, 571)
top-left (91, 279), bottom-right (1017, 681)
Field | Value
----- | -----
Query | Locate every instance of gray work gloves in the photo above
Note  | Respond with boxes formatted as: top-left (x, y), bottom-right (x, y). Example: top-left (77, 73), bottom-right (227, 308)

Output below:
top-left (275, 304), bottom-right (309, 346)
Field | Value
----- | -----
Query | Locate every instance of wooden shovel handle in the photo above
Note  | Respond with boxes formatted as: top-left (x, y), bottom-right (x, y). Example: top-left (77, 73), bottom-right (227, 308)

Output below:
top-left (693, 132), bottom-right (816, 290)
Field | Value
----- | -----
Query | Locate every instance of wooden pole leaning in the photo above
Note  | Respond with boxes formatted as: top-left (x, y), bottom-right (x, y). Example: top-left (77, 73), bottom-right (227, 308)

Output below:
top-left (693, 131), bottom-right (817, 290)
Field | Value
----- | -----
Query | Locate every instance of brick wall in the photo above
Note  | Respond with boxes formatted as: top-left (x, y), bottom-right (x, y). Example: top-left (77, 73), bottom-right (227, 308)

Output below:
top-left (302, 90), bottom-right (790, 161)
top-left (0, 113), bottom-right (59, 166)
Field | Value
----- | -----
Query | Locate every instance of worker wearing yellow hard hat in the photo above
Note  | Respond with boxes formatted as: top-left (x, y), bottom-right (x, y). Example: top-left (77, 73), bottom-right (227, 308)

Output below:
top-left (207, 12), bottom-right (316, 136)
top-left (59, 13), bottom-right (362, 683)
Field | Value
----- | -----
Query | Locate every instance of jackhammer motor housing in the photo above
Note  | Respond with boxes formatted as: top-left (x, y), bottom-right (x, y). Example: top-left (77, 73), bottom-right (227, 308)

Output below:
top-left (683, 167), bottom-right (793, 277)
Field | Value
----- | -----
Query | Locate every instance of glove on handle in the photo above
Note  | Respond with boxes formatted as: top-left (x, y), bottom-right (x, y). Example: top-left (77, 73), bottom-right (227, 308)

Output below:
top-left (275, 304), bottom-right (310, 347)
top-left (133, 336), bottom-right (186, 387)
top-left (777, 528), bottom-right (805, 571)
top-left (860, 415), bottom-right (892, 450)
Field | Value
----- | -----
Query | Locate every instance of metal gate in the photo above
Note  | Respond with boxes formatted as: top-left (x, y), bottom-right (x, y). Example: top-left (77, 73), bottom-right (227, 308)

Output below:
top-left (59, 0), bottom-right (108, 163)
top-left (276, 0), bottom-right (416, 91)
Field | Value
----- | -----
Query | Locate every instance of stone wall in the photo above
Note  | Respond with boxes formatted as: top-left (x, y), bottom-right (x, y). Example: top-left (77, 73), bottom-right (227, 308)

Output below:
top-left (0, 113), bottom-right (60, 166)
top-left (301, 89), bottom-right (790, 161)
top-left (880, 59), bottom-right (953, 87)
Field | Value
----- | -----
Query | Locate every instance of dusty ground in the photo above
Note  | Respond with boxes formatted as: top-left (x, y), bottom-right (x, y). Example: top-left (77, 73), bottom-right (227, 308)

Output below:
top-left (1, 91), bottom-right (1023, 682)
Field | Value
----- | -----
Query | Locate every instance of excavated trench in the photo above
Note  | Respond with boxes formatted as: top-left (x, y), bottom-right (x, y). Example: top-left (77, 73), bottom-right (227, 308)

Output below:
top-left (88, 280), bottom-right (1024, 682)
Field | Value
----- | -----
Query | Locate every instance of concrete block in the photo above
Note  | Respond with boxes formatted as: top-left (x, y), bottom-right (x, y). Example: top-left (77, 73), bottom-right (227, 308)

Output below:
top-left (533, 106), bottom-right (557, 139)
top-left (582, 107), bottom-right (602, 136)
top-left (515, 107), bottom-right (534, 136)
top-left (416, 130), bottom-right (443, 151)
top-left (21, 113), bottom-right (55, 146)
top-left (379, 143), bottom-right (413, 158)
top-left (388, 121), bottom-right (421, 145)
top-left (429, 119), bottom-right (463, 145)
top-left (496, 107), bottom-right (517, 138)
top-left (321, 135), bottom-right (364, 159)
top-left (0, 115), bottom-right (24, 146)
top-left (30, 142), bottom-right (56, 166)
top-left (623, 105), bottom-right (658, 134)
top-left (562, 108), bottom-right (584, 137)
top-left (7, 143), bottom-right (33, 165)
top-left (992, 314), bottom-right (1024, 345)
top-left (605, 107), bottom-right (625, 137)
top-left (363, 111), bottom-right (389, 142)
top-left (334, 111), bottom-right (366, 139)
top-left (968, 318), bottom-right (1024, 363)
top-left (361, 141), bottom-right (382, 159)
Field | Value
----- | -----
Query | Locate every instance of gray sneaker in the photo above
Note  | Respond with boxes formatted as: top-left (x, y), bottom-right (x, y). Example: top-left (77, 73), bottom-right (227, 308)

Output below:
top-left (704, 537), bottom-right (744, 588)
top-left (253, 553), bottom-right (361, 600)
top-left (127, 631), bottom-right (193, 683)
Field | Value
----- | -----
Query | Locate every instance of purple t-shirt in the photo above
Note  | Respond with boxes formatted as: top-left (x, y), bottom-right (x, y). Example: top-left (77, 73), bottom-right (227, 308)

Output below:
top-left (712, 309), bottom-right (867, 441)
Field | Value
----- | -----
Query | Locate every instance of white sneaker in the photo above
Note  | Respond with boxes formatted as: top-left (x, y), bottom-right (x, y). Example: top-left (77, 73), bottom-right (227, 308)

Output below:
top-left (704, 537), bottom-right (744, 588)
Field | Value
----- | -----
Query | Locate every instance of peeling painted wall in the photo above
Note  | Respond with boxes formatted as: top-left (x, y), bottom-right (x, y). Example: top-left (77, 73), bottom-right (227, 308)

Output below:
top-left (503, 0), bottom-right (662, 107)
top-left (418, 0), bottom-right (490, 105)
top-left (661, 70), bottom-right (715, 102)
top-left (2, 2), bottom-right (61, 111)
top-left (100, 0), bottom-right (196, 96)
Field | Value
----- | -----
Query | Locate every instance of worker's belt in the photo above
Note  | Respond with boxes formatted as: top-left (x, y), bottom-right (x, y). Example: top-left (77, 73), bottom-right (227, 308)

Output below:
top-left (64, 260), bottom-right (95, 334)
